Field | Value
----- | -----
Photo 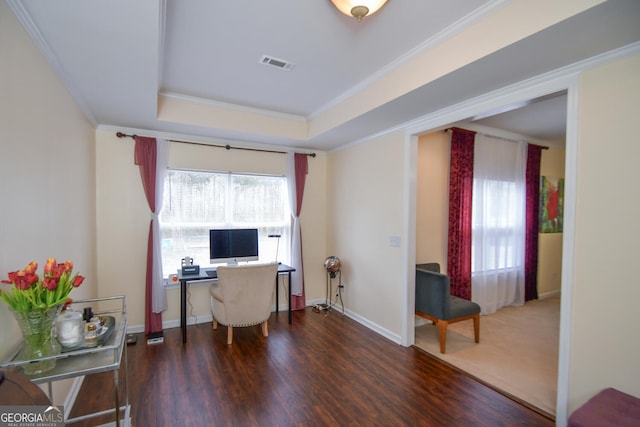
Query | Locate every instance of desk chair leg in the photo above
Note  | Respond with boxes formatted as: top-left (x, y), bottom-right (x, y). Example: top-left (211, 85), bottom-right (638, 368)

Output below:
top-left (227, 326), bottom-right (233, 345)
top-left (473, 314), bottom-right (480, 343)
top-left (261, 320), bottom-right (268, 337)
top-left (438, 320), bottom-right (448, 354)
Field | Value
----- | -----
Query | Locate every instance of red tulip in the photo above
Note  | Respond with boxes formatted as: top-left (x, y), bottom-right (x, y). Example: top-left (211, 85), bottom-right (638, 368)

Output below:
top-left (42, 276), bottom-right (59, 291)
top-left (1, 258), bottom-right (84, 312)
top-left (8, 270), bottom-right (39, 290)
top-left (54, 263), bottom-right (66, 279)
top-left (25, 261), bottom-right (38, 274)
top-left (44, 258), bottom-right (57, 275)
top-left (62, 298), bottom-right (73, 311)
top-left (72, 275), bottom-right (85, 287)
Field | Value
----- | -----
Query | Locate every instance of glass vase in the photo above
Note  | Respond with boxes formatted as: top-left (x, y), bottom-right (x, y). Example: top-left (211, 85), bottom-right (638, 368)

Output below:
top-left (11, 304), bottom-right (63, 375)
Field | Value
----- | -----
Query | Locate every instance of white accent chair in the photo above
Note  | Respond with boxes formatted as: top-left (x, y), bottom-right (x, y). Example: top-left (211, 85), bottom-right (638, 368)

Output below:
top-left (209, 263), bottom-right (278, 344)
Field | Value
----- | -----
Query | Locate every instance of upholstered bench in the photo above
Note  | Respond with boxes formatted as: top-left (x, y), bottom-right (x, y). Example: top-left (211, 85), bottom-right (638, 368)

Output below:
top-left (568, 388), bottom-right (640, 427)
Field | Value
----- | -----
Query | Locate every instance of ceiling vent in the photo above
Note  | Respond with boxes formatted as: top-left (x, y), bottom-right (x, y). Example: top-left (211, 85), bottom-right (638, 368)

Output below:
top-left (259, 55), bottom-right (295, 71)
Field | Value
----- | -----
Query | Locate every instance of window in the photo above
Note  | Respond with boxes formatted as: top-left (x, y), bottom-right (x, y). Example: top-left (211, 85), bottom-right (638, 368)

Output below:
top-left (470, 135), bottom-right (527, 275)
top-left (471, 178), bottom-right (524, 272)
top-left (159, 169), bottom-right (290, 278)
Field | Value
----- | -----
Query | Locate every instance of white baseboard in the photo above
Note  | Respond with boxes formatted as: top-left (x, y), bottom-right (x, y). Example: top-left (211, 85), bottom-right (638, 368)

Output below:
top-left (305, 298), bottom-right (402, 345)
top-left (127, 303), bottom-right (292, 333)
top-left (415, 316), bottom-right (431, 327)
top-left (126, 299), bottom-right (401, 348)
top-left (539, 289), bottom-right (561, 299)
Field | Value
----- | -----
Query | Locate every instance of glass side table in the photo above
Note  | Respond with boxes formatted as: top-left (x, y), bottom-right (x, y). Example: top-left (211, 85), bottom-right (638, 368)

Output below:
top-left (0, 295), bottom-right (131, 427)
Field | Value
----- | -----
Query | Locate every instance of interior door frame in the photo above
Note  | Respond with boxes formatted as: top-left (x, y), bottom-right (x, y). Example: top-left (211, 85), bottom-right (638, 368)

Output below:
top-left (399, 42), bottom-right (640, 424)
top-left (400, 68), bottom-right (581, 425)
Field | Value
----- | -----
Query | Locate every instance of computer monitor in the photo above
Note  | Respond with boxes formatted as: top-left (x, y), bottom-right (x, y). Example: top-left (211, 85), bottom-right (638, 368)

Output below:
top-left (209, 228), bottom-right (259, 265)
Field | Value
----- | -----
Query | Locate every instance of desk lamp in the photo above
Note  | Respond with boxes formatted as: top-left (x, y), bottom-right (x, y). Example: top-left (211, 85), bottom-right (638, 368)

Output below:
top-left (268, 234), bottom-right (281, 263)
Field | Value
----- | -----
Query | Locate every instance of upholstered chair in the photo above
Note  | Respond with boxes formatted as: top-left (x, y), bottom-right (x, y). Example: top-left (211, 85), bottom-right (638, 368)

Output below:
top-left (209, 263), bottom-right (278, 344)
top-left (415, 263), bottom-right (481, 353)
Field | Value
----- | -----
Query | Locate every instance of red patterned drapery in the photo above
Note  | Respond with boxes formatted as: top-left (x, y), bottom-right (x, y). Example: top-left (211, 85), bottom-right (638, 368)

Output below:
top-left (525, 144), bottom-right (544, 301)
top-left (134, 136), bottom-right (163, 334)
top-left (286, 153), bottom-right (309, 310)
top-left (447, 128), bottom-right (476, 300)
top-left (291, 153), bottom-right (309, 310)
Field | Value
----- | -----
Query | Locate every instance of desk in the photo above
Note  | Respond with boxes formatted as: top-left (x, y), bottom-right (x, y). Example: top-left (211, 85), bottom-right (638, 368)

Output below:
top-left (177, 263), bottom-right (295, 343)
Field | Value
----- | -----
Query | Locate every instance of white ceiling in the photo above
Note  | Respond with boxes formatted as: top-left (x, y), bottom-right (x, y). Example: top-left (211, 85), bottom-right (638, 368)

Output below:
top-left (468, 92), bottom-right (568, 145)
top-left (7, 0), bottom-right (640, 151)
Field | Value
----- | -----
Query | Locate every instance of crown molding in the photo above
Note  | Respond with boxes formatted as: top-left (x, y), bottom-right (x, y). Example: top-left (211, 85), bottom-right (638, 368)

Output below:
top-left (159, 92), bottom-right (307, 123)
top-left (8, 0), bottom-right (98, 126)
top-left (157, 0), bottom-right (167, 85)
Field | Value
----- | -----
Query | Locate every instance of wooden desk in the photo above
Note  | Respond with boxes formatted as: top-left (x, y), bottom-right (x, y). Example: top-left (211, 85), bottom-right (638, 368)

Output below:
top-left (177, 263), bottom-right (295, 343)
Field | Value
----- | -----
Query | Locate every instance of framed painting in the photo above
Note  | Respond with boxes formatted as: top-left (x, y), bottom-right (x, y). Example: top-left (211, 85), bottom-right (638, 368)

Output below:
top-left (540, 176), bottom-right (564, 233)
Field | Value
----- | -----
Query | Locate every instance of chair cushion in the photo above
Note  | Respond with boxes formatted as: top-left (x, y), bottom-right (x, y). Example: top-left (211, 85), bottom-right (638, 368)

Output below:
top-left (447, 295), bottom-right (481, 320)
top-left (568, 388), bottom-right (640, 427)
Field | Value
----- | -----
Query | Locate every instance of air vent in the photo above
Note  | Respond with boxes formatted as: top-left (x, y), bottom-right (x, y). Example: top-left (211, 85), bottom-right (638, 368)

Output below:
top-left (259, 55), bottom-right (295, 71)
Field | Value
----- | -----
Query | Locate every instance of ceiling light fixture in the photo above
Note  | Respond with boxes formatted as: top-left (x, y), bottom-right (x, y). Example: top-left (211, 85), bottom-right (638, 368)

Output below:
top-left (330, 0), bottom-right (388, 22)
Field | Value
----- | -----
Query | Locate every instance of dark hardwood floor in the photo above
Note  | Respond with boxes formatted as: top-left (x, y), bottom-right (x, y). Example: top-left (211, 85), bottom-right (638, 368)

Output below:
top-left (70, 308), bottom-right (554, 427)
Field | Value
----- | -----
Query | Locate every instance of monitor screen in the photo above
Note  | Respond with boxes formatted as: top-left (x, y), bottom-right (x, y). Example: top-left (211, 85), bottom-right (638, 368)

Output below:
top-left (209, 228), bottom-right (259, 265)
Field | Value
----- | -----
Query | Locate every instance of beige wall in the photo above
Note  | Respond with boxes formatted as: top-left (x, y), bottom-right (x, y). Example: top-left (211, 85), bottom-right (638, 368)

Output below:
top-left (568, 53), bottom-right (640, 412)
top-left (95, 131), bottom-right (328, 329)
top-left (416, 131), bottom-right (449, 268)
top-left (327, 131), bottom-right (406, 337)
top-left (0, 1), bottom-right (97, 404)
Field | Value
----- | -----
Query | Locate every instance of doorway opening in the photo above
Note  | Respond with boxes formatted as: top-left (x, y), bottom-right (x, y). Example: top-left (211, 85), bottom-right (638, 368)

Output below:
top-left (407, 89), bottom-right (571, 419)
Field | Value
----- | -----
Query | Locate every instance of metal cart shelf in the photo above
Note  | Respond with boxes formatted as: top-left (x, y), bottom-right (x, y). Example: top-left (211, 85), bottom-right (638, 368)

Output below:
top-left (1, 295), bottom-right (130, 426)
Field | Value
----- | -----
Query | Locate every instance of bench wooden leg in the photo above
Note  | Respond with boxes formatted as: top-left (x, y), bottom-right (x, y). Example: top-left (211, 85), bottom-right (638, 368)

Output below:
top-left (227, 326), bottom-right (233, 345)
top-left (261, 320), bottom-right (268, 337)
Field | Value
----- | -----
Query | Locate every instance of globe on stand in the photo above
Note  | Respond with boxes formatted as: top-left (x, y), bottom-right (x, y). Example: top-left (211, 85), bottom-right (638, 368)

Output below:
top-left (324, 256), bottom-right (341, 278)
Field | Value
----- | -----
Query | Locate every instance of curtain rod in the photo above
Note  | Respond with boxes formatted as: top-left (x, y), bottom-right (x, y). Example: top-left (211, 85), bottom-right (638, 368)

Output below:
top-left (444, 128), bottom-right (549, 149)
top-left (116, 132), bottom-right (316, 157)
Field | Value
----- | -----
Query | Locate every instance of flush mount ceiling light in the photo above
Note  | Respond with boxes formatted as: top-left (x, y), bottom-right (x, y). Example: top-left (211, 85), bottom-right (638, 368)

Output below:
top-left (330, 0), bottom-right (388, 22)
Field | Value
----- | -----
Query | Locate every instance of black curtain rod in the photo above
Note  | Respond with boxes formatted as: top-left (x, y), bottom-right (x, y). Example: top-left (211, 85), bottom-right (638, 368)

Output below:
top-left (444, 128), bottom-right (549, 149)
top-left (116, 132), bottom-right (316, 157)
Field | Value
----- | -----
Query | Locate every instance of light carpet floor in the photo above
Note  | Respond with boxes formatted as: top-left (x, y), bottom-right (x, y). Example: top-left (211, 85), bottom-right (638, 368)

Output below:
top-left (414, 295), bottom-right (560, 418)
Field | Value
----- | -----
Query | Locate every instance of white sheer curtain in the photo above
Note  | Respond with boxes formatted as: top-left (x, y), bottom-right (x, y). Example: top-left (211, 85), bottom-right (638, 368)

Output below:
top-left (471, 134), bottom-right (527, 314)
top-left (152, 138), bottom-right (169, 313)
top-left (286, 153), bottom-right (303, 296)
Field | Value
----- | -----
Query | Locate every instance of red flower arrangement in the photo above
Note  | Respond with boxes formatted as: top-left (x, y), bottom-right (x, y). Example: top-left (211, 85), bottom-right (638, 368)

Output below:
top-left (1, 258), bottom-right (85, 312)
